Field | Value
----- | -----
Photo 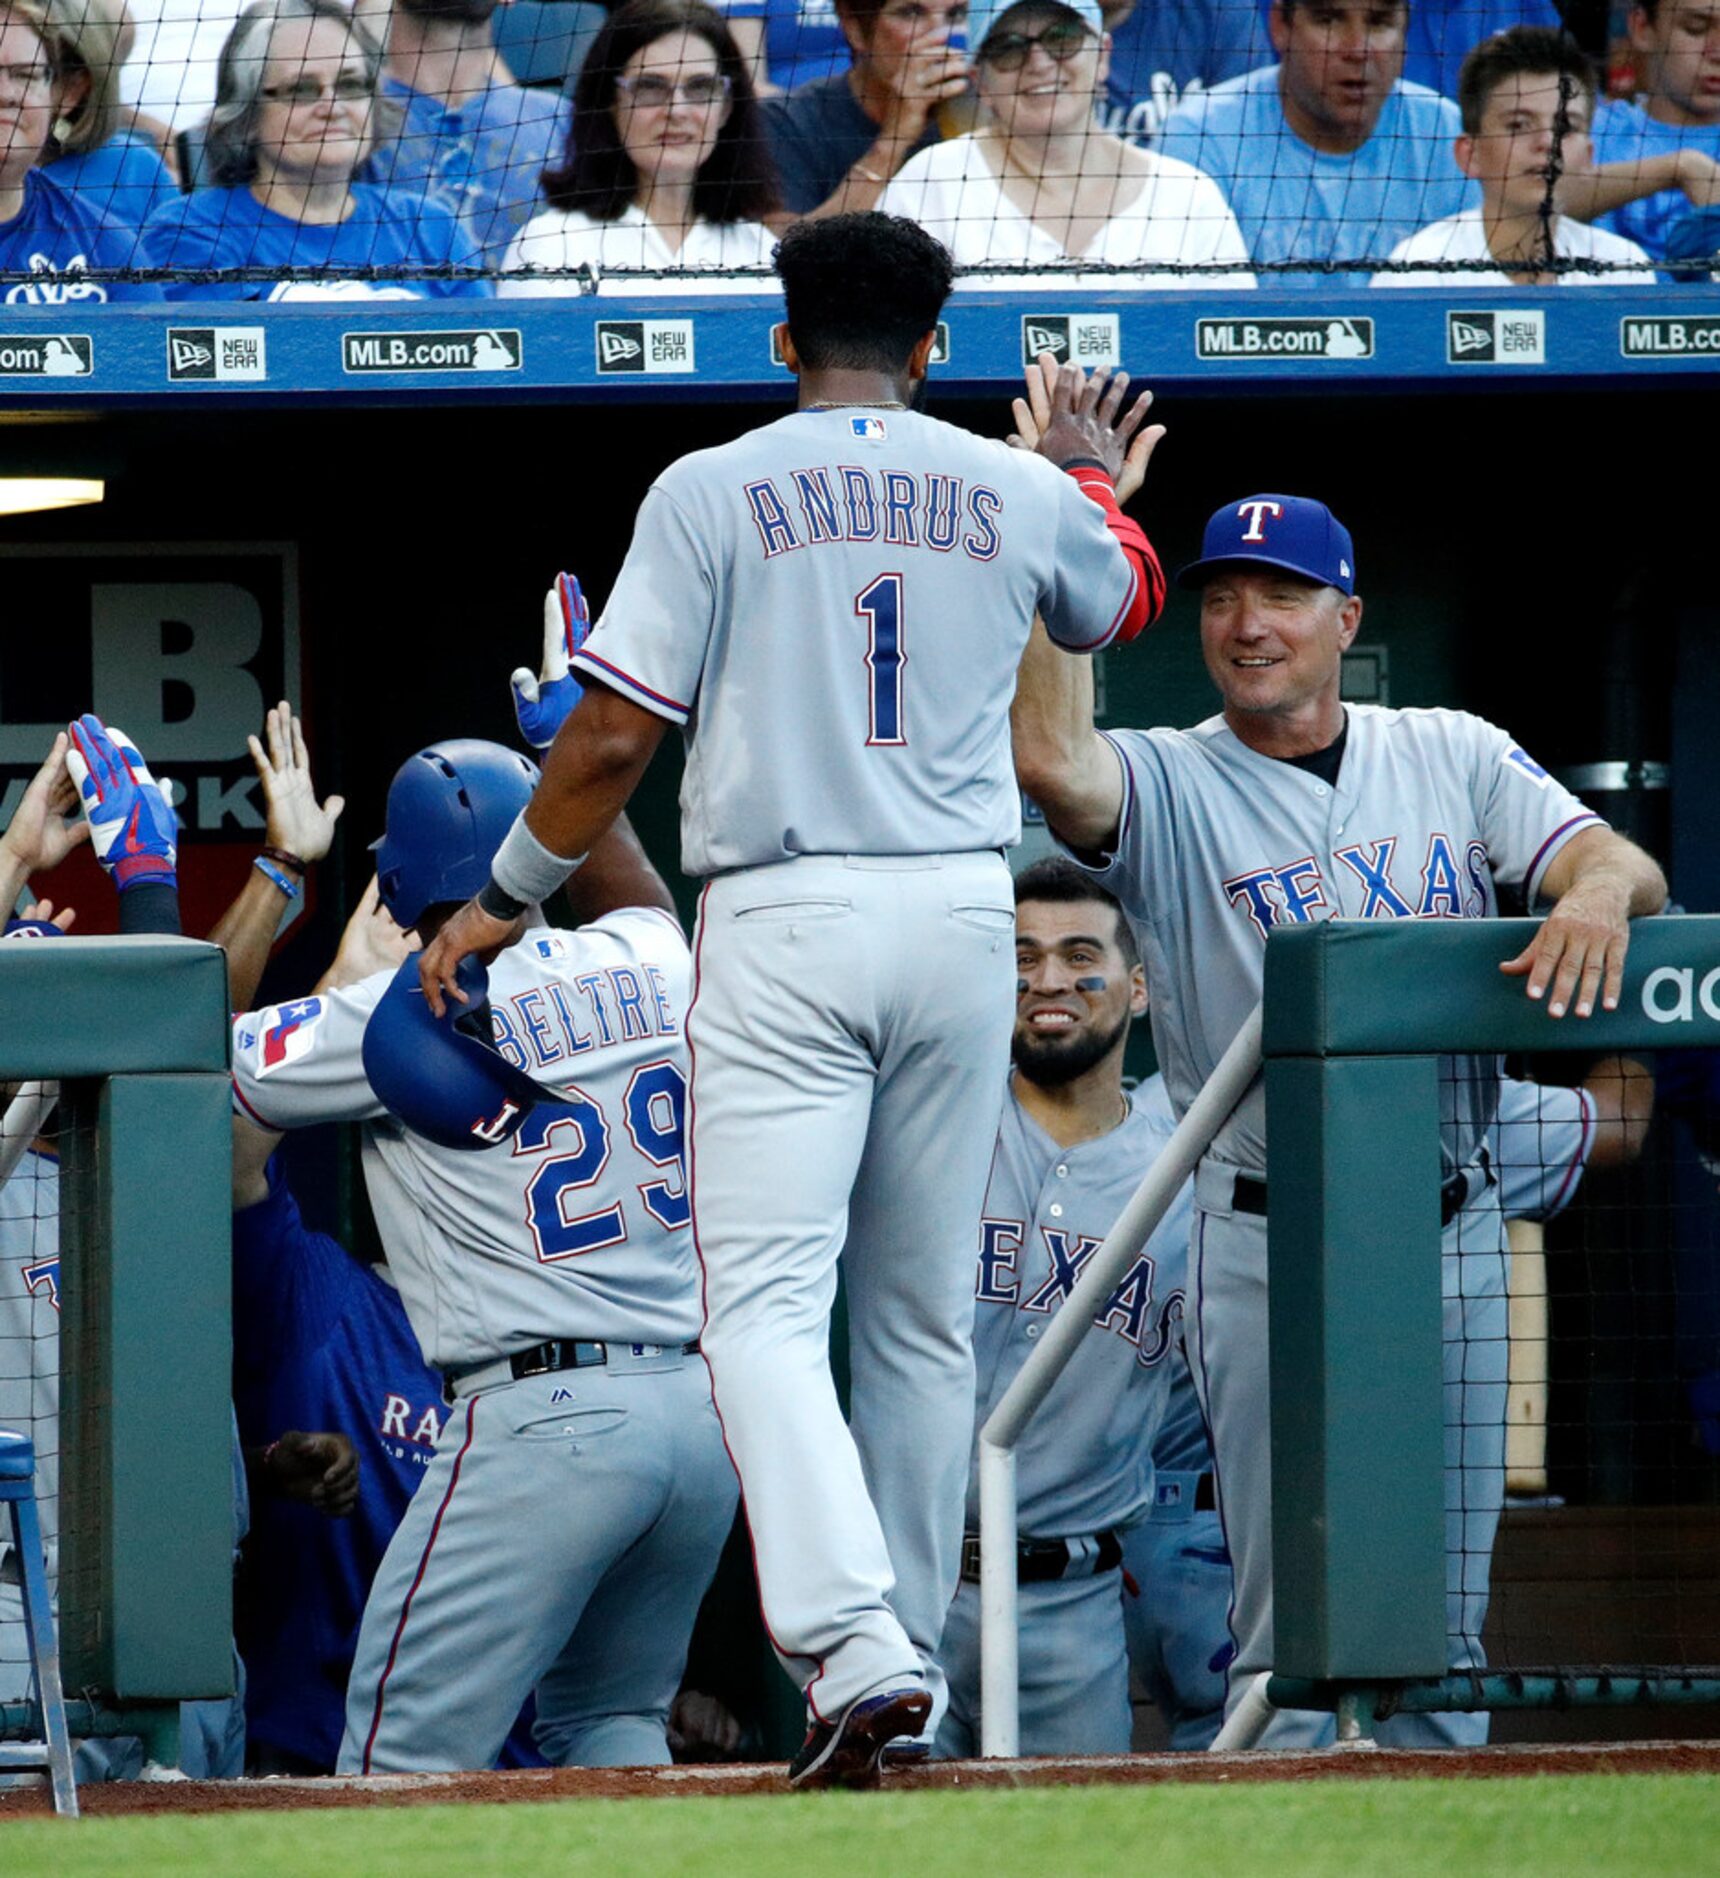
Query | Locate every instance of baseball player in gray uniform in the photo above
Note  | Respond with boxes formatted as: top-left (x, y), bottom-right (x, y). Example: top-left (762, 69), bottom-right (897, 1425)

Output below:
top-left (231, 740), bottom-right (737, 1774)
top-left (937, 858), bottom-right (1191, 1758)
top-left (1122, 1336), bottom-right (1230, 1750)
top-left (421, 216), bottom-right (1166, 1785)
top-left (1013, 481), bottom-right (1668, 1745)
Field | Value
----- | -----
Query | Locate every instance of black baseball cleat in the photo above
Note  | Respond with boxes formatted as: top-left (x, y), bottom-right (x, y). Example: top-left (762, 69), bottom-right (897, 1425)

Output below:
top-left (788, 1685), bottom-right (933, 1791)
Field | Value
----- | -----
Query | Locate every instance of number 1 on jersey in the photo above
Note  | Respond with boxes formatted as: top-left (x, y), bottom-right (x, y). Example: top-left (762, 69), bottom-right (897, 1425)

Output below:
top-left (858, 573), bottom-right (906, 747)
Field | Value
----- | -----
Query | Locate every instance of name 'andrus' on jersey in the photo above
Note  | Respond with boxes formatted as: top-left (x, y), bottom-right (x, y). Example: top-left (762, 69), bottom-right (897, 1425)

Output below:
top-left (570, 408), bottom-right (1157, 878)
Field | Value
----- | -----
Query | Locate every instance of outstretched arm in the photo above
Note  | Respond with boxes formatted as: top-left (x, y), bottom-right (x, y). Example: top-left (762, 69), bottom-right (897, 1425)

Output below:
top-left (1499, 825), bottom-right (1668, 1019)
top-left (211, 702), bottom-right (345, 1013)
top-left (1010, 619), bottom-right (1128, 855)
top-left (1581, 1055), bottom-right (1656, 1169)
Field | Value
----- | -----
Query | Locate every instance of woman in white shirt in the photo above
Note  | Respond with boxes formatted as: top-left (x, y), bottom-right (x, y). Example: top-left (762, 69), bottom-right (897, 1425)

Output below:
top-left (878, 0), bottom-right (1251, 290)
top-left (501, 0), bottom-right (779, 296)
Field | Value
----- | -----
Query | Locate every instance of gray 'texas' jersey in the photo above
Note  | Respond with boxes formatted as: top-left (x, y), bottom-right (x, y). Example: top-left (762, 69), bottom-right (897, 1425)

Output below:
top-left (231, 908), bottom-right (700, 1370)
top-left (573, 408), bottom-right (1140, 877)
top-left (1075, 706), bottom-right (1603, 1174)
top-left (0, 1150), bottom-right (58, 1578)
top-left (966, 1074), bottom-right (1191, 1538)
top-left (1491, 1077), bottom-right (1595, 1225)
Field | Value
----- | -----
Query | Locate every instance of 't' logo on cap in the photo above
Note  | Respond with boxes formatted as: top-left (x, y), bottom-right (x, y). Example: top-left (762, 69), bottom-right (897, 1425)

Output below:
top-left (1236, 499), bottom-right (1283, 542)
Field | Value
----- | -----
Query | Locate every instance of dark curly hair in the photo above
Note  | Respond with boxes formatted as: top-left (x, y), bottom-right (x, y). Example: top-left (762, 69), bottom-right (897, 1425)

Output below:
top-left (774, 213), bottom-right (956, 372)
top-left (540, 0), bottom-right (779, 223)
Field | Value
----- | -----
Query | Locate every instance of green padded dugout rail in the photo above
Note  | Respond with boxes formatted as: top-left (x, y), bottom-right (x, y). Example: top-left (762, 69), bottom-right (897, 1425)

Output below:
top-left (1261, 914), bottom-right (1720, 1687)
top-left (0, 937), bottom-right (233, 1703)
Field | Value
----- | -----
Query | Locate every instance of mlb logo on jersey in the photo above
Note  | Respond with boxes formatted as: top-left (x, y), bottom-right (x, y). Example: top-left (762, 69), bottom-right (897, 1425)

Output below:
top-left (256, 997), bottom-right (324, 1074)
top-left (850, 415), bottom-right (887, 441)
top-left (533, 932), bottom-right (571, 960)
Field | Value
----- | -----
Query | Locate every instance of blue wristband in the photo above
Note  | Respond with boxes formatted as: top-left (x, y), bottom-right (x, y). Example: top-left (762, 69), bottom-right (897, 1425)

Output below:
top-left (254, 856), bottom-right (301, 900)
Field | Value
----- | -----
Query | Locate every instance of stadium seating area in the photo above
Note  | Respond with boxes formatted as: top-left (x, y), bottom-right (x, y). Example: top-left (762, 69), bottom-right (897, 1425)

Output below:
top-left (0, 0), bottom-right (1714, 300)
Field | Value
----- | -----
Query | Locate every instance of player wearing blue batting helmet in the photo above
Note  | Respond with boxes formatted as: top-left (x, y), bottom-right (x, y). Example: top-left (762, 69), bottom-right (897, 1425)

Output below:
top-left (371, 740), bottom-right (540, 932)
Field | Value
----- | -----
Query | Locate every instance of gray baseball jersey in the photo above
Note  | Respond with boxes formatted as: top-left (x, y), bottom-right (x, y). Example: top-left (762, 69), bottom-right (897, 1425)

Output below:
top-left (1491, 1076), bottom-right (1595, 1223)
top-left (231, 907), bottom-right (700, 1368)
top-left (1080, 706), bottom-right (1604, 1174)
top-left (571, 408), bottom-right (1143, 876)
top-left (966, 1074), bottom-right (1189, 1537)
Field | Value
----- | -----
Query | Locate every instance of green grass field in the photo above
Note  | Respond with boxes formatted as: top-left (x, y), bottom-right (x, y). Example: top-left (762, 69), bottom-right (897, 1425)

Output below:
top-left (3, 1774), bottom-right (1716, 1877)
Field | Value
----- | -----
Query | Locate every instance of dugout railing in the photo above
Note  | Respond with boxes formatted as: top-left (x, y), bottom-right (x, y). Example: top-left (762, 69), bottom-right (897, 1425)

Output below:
top-left (1254, 914), bottom-right (1720, 1742)
top-left (0, 936), bottom-right (233, 1768)
top-left (978, 913), bottom-right (1720, 1756)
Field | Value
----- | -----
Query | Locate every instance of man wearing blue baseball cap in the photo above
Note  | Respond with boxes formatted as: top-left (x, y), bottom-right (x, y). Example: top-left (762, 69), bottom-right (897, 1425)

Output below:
top-left (1011, 434), bottom-right (1667, 1749)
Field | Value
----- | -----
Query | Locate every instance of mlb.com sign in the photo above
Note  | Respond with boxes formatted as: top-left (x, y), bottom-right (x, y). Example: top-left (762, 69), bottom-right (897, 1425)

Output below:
top-left (341, 330), bottom-right (521, 374)
top-left (1196, 317), bottom-right (1373, 360)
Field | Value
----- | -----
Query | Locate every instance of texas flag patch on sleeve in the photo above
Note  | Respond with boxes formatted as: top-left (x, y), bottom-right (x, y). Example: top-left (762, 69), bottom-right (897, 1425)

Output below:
top-left (254, 997), bottom-right (324, 1075)
top-left (1502, 746), bottom-right (1551, 787)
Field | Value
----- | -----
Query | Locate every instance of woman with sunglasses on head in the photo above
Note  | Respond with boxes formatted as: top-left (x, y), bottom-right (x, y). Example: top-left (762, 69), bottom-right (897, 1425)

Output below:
top-left (879, 0), bottom-right (1252, 287)
top-left (141, 0), bottom-right (490, 298)
top-left (500, 0), bottom-right (779, 296)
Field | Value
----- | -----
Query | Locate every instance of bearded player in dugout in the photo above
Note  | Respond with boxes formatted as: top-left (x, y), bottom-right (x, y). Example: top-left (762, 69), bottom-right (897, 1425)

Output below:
top-left (420, 213), bottom-right (1165, 1786)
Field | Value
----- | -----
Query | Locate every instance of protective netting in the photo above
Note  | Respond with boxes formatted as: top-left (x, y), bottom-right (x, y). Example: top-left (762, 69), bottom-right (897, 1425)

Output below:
top-left (0, 1088), bottom-right (65, 1708)
top-left (0, 0), bottom-right (1713, 304)
top-left (1437, 1051), bottom-right (1720, 1691)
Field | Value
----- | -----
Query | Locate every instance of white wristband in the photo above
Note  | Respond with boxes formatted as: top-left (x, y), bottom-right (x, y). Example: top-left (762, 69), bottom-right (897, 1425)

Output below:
top-left (491, 814), bottom-right (585, 907)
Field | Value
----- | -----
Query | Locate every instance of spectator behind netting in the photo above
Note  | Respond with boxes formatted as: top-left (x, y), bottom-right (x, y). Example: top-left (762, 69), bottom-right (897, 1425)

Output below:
top-left (0, 0), bottom-right (162, 297)
top-left (879, 0), bottom-right (1253, 286)
top-left (1376, 27), bottom-right (1656, 285)
top-left (716, 0), bottom-right (851, 95)
top-left (1156, 0), bottom-right (1477, 283)
top-left (1246, 0), bottom-right (1565, 101)
top-left (139, 0), bottom-right (491, 299)
top-left (359, 0), bottom-right (568, 261)
top-left (759, 0), bottom-right (968, 217)
top-left (40, 0), bottom-right (174, 226)
top-left (1591, 0), bottom-right (1720, 259)
top-left (1098, 0), bottom-right (1269, 147)
top-left (500, 0), bottom-right (778, 296)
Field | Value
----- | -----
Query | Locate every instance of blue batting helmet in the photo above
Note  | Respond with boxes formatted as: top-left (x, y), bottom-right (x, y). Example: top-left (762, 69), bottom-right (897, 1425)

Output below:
top-left (362, 955), bottom-right (548, 1151)
top-left (370, 740), bottom-right (540, 930)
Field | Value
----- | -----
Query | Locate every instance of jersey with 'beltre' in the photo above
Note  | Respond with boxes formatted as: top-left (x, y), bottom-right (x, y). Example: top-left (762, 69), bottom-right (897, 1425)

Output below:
top-left (230, 908), bottom-right (698, 1369)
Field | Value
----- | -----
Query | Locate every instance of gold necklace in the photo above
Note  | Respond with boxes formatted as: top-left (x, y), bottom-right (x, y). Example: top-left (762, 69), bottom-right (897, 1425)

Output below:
top-left (804, 399), bottom-right (908, 411)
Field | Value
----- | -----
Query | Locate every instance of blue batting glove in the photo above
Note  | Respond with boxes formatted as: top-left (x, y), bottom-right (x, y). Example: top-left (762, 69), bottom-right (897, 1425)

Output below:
top-left (510, 573), bottom-right (591, 750)
top-left (65, 713), bottom-right (178, 892)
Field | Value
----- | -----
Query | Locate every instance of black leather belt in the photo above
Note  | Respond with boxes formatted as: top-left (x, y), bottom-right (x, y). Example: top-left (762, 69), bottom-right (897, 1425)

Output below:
top-left (959, 1529), bottom-right (1124, 1586)
top-left (1195, 1472), bottom-right (1217, 1512)
top-left (504, 1337), bottom-right (700, 1382)
top-left (1232, 1166), bottom-right (1482, 1230)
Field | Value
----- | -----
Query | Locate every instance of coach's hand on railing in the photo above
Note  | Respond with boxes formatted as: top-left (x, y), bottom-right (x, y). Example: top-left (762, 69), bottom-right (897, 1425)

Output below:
top-left (0, 733), bottom-right (91, 883)
top-left (1009, 352), bottom-right (1165, 505)
top-left (1500, 874), bottom-right (1634, 1019)
top-left (65, 714), bottom-right (178, 894)
top-left (511, 573), bottom-right (591, 750)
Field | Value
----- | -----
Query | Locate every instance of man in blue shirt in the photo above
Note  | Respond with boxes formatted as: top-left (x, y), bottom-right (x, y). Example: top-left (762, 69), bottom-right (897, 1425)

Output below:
top-left (1592, 0), bottom-right (1720, 257)
top-left (1157, 0), bottom-right (1477, 281)
top-left (364, 0), bottom-right (567, 260)
top-left (761, 0), bottom-right (970, 214)
top-left (1099, 0), bottom-right (1268, 147)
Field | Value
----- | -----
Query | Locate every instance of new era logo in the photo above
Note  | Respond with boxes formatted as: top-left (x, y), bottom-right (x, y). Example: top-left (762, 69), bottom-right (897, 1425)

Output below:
top-left (1447, 309), bottom-right (1545, 366)
top-left (595, 319), bottom-right (696, 375)
top-left (168, 326), bottom-right (267, 382)
top-left (1021, 314), bottom-right (1120, 369)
